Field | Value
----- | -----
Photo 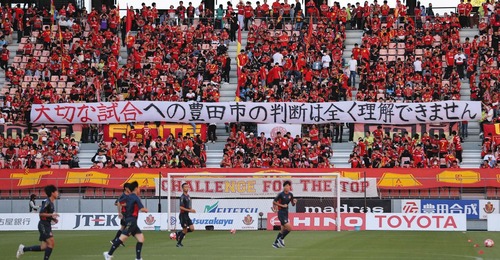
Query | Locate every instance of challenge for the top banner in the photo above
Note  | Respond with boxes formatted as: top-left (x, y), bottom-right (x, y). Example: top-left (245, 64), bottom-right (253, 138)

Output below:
top-left (31, 100), bottom-right (481, 125)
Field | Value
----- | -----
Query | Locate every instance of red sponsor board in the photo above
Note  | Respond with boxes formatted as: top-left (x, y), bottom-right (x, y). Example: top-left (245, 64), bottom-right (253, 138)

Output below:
top-left (103, 123), bottom-right (207, 142)
top-left (365, 213), bottom-right (467, 231)
top-left (2, 168), bottom-right (500, 191)
top-left (266, 213), bottom-right (366, 231)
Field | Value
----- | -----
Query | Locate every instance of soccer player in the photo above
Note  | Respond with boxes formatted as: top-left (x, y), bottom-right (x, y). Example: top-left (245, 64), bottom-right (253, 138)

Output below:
top-left (176, 182), bottom-right (196, 247)
top-left (104, 181), bottom-right (148, 260)
top-left (16, 185), bottom-right (60, 259)
top-left (109, 183), bottom-right (131, 247)
top-left (272, 180), bottom-right (297, 249)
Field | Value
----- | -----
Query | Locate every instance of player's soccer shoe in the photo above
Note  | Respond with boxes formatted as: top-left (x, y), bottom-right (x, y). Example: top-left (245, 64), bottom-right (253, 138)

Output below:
top-left (176, 243), bottom-right (184, 248)
top-left (272, 243), bottom-right (280, 249)
top-left (103, 251), bottom-right (113, 260)
top-left (278, 238), bottom-right (285, 248)
top-left (16, 244), bottom-right (24, 259)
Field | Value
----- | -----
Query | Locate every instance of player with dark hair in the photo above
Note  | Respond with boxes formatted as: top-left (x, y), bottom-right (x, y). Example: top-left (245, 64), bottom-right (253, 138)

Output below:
top-left (109, 183), bottom-right (131, 246)
top-left (272, 180), bottom-right (297, 248)
top-left (176, 182), bottom-right (196, 247)
top-left (104, 181), bottom-right (148, 260)
top-left (17, 185), bottom-right (60, 259)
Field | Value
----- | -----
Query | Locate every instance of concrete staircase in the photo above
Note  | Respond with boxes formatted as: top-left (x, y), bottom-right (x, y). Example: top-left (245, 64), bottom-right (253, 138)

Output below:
top-left (204, 31), bottom-right (246, 168)
top-left (77, 143), bottom-right (99, 168)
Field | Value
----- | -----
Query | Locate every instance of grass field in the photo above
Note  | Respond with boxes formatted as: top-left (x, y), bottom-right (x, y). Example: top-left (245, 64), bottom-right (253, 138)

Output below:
top-left (4, 230), bottom-right (500, 260)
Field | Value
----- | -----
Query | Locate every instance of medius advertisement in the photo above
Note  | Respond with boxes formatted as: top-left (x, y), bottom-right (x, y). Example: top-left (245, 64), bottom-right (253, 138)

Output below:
top-left (266, 213), bottom-right (366, 231)
top-left (295, 199), bottom-right (392, 213)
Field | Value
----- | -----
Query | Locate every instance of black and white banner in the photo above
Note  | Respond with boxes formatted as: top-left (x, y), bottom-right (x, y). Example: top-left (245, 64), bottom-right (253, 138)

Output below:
top-left (31, 101), bottom-right (481, 125)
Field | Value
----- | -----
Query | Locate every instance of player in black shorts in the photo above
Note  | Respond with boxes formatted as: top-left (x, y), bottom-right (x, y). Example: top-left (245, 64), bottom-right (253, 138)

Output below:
top-left (17, 185), bottom-right (60, 259)
top-left (176, 182), bottom-right (196, 247)
top-left (104, 181), bottom-right (148, 260)
top-left (272, 180), bottom-right (297, 249)
top-left (109, 183), bottom-right (130, 246)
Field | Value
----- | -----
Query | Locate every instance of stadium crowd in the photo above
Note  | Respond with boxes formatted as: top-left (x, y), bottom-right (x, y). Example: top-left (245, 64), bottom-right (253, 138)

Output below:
top-left (0, 1), bottom-right (498, 169)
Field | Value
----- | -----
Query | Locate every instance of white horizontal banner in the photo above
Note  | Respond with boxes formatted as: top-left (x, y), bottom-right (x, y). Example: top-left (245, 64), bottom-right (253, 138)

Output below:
top-left (365, 213), bottom-right (466, 231)
top-left (0, 213), bottom-right (39, 231)
top-left (155, 176), bottom-right (378, 198)
top-left (31, 101), bottom-right (481, 125)
top-left (257, 124), bottom-right (302, 139)
top-left (480, 200), bottom-right (499, 220)
top-left (192, 199), bottom-right (274, 215)
top-left (168, 213), bottom-right (259, 230)
top-left (0, 213), bottom-right (167, 231)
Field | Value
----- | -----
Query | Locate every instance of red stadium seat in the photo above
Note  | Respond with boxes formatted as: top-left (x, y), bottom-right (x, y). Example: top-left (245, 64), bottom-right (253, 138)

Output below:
top-left (486, 188), bottom-right (497, 198)
top-left (428, 189), bottom-right (440, 198)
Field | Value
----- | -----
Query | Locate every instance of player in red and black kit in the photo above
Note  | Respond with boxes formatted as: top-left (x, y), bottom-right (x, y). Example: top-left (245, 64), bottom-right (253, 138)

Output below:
top-left (272, 181), bottom-right (297, 249)
top-left (104, 181), bottom-right (148, 260)
top-left (17, 185), bottom-right (59, 259)
top-left (176, 183), bottom-right (196, 247)
top-left (109, 183), bottom-right (131, 247)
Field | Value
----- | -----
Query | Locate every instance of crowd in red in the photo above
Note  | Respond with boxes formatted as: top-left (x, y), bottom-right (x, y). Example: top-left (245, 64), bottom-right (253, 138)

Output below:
top-left (225, 0), bottom-right (488, 168)
top-left (89, 123), bottom-right (207, 169)
top-left (0, 1), bottom-right (496, 169)
top-left (0, 124), bottom-right (80, 169)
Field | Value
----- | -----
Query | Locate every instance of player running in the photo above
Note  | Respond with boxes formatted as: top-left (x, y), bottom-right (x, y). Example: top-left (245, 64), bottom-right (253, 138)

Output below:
top-left (109, 183), bottom-right (131, 247)
top-left (176, 182), bottom-right (196, 247)
top-left (17, 185), bottom-right (60, 259)
top-left (104, 181), bottom-right (148, 260)
top-left (272, 180), bottom-right (297, 249)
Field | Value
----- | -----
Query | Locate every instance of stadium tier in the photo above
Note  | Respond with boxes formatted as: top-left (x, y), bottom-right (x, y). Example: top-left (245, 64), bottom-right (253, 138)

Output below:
top-left (0, 1), bottom-right (497, 172)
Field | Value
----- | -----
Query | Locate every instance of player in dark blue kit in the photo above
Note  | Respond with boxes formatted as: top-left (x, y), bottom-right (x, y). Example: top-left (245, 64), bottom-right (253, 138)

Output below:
top-left (17, 185), bottom-right (59, 259)
top-left (272, 180), bottom-right (297, 249)
top-left (176, 182), bottom-right (196, 247)
top-left (109, 183), bottom-right (131, 246)
top-left (104, 181), bottom-right (148, 260)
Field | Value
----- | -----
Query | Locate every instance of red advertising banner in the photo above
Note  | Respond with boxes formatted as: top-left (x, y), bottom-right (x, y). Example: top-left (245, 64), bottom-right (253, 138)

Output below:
top-left (266, 213), bottom-right (366, 231)
top-left (2, 168), bottom-right (500, 191)
top-left (353, 123), bottom-right (457, 141)
top-left (103, 123), bottom-right (207, 142)
top-left (484, 124), bottom-right (500, 144)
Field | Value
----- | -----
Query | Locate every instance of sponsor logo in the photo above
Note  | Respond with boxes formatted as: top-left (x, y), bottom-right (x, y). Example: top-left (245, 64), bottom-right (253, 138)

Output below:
top-left (192, 217), bottom-right (234, 226)
top-left (267, 213), bottom-right (365, 231)
top-left (242, 214), bottom-right (254, 225)
top-left (372, 214), bottom-right (458, 229)
top-left (402, 201), bottom-right (419, 213)
top-left (303, 204), bottom-right (384, 213)
top-left (421, 200), bottom-right (479, 219)
top-left (144, 214), bottom-right (156, 225)
top-left (73, 214), bottom-right (119, 229)
top-left (203, 201), bottom-right (258, 214)
top-left (484, 202), bottom-right (495, 214)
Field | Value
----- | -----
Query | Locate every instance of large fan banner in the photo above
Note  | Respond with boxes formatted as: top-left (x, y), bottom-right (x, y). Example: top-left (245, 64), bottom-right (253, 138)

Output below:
top-left (31, 101), bottom-right (481, 125)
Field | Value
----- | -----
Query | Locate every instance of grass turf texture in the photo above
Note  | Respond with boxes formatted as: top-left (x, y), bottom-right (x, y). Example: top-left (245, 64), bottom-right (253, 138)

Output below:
top-left (4, 230), bottom-right (500, 259)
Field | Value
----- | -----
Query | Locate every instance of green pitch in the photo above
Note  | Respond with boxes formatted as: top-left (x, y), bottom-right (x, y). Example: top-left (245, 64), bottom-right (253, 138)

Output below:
top-left (4, 230), bottom-right (500, 259)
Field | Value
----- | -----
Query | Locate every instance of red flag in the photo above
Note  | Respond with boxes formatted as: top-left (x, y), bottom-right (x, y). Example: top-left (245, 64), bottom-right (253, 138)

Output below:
top-left (126, 4), bottom-right (132, 34)
top-left (306, 16), bottom-right (313, 51)
top-left (235, 26), bottom-right (242, 102)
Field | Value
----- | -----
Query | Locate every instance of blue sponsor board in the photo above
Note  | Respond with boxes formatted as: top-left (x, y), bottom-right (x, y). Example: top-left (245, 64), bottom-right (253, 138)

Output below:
top-left (420, 200), bottom-right (479, 219)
